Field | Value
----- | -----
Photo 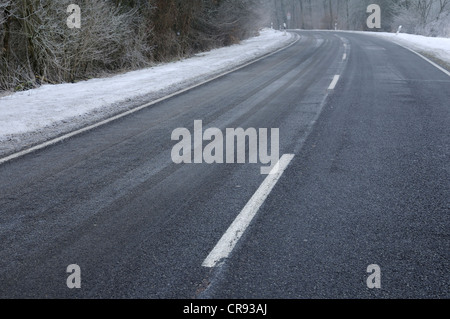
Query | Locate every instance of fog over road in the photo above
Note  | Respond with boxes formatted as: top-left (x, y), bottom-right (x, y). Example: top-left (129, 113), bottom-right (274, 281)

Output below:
top-left (0, 31), bottom-right (448, 299)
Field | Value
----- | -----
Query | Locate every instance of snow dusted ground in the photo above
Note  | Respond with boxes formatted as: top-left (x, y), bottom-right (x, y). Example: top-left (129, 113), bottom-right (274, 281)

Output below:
top-left (1, 29), bottom-right (448, 158)
top-left (0, 29), bottom-right (296, 157)
top-left (368, 32), bottom-right (450, 66)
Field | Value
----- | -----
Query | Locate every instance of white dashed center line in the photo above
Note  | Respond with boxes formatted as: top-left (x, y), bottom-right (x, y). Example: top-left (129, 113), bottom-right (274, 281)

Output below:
top-left (202, 154), bottom-right (295, 268)
top-left (328, 75), bottom-right (340, 90)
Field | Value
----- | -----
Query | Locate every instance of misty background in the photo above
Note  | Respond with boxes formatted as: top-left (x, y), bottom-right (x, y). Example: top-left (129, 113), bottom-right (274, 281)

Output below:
top-left (1, 0), bottom-right (449, 92)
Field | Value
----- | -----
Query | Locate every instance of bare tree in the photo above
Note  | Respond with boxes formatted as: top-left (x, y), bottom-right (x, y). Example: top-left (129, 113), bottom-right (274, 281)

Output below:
top-left (392, 0), bottom-right (450, 35)
top-left (0, 0), bottom-right (154, 91)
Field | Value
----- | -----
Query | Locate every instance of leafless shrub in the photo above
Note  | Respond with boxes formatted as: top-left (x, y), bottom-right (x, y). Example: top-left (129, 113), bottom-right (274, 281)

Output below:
top-left (0, 0), bottom-right (267, 92)
top-left (1, 0), bottom-right (154, 91)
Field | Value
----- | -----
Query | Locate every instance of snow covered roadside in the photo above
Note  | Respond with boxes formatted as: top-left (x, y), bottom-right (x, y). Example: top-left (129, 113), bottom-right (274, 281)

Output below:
top-left (367, 32), bottom-right (450, 68)
top-left (0, 29), bottom-right (296, 157)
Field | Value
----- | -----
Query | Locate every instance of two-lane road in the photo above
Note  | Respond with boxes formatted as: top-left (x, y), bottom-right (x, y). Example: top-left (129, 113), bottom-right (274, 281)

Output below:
top-left (0, 31), bottom-right (448, 298)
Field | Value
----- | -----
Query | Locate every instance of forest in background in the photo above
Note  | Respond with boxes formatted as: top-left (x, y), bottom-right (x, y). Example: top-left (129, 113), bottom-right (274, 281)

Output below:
top-left (268, 0), bottom-right (450, 35)
top-left (1, 0), bottom-right (449, 92)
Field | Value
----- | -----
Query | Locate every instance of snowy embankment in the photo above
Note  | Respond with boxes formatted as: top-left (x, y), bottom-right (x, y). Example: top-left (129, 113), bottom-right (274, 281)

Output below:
top-left (369, 32), bottom-right (450, 66)
top-left (0, 29), bottom-right (295, 157)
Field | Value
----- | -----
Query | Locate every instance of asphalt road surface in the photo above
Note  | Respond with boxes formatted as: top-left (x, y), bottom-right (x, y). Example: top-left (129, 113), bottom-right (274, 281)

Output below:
top-left (0, 31), bottom-right (448, 299)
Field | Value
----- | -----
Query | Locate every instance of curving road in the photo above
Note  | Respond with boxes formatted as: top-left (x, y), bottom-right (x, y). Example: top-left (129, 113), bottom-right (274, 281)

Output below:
top-left (0, 31), bottom-right (448, 299)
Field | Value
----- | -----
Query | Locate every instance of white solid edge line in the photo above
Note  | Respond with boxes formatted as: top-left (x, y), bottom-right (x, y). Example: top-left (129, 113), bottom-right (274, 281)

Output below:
top-left (0, 34), bottom-right (301, 166)
top-left (366, 33), bottom-right (450, 78)
top-left (394, 42), bottom-right (450, 78)
top-left (339, 31), bottom-right (450, 78)
top-left (328, 75), bottom-right (340, 90)
top-left (202, 154), bottom-right (295, 268)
